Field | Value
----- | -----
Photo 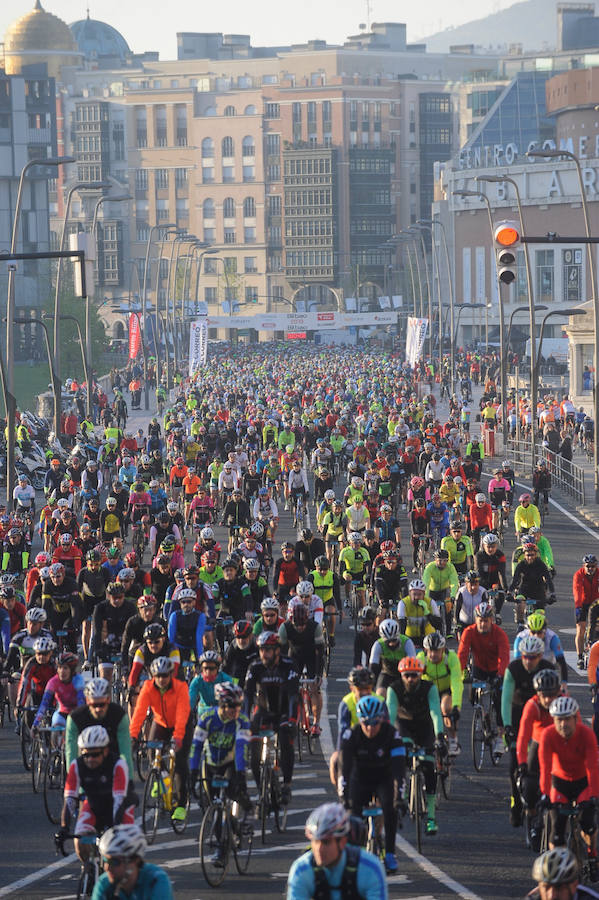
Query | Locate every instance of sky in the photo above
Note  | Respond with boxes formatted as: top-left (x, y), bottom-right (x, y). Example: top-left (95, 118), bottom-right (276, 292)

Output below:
top-left (1, 0), bottom-right (516, 59)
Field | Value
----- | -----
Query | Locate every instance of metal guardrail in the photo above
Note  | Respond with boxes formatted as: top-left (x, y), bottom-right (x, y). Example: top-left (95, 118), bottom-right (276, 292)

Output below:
top-left (505, 437), bottom-right (585, 507)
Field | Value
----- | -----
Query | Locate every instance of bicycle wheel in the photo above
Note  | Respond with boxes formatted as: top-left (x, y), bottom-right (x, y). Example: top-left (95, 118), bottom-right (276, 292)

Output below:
top-left (471, 706), bottom-right (485, 771)
top-left (199, 804), bottom-right (229, 887)
top-left (258, 763), bottom-right (271, 844)
top-left (411, 769), bottom-right (425, 854)
top-left (487, 706), bottom-right (501, 767)
top-left (232, 811), bottom-right (253, 874)
top-left (141, 771), bottom-right (162, 844)
top-left (296, 709), bottom-right (305, 763)
top-left (438, 756), bottom-right (451, 801)
top-left (31, 737), bottom-right (44, 792)
top-left (136, 743), bottom-right (152, 782)
top-left (20, 719), bottom-right (33, 771)
top-left (271, 770), bottom-right (287, 833)
top-left (76, 858), bottom-right (97, 900)
top-left (43, 749), bottom-right (64, 825)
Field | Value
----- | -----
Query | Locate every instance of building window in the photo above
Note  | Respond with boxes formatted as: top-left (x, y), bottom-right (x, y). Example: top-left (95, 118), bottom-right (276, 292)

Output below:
top-left (203, 227), bottom-right (215, 242)
top-left (307, 101), bottom-right (316, 124)
top-left (243, 197), bottom-right (256, 218)
top-left (222, 165), bottom-right (235, 182)
top-left (135, 169), bottom-right (148, 190)
top-left (202, 137), bottom-right (214, 157)
top-left (244, 257), bottom-right (257, 273)
top-left (155, 169), bottom-right (168, 189)
top-left (223, 197), bottom-right (236, 218)
top-left (205, 286), bottom-right (217, 303)
top-left (322, 100), bottom-right (331, 127)
top-left (203, 198), bottom-right (215, 219)
top-left (202, 167), bottom-right (214, 183)
top-left (224, 228), bottom-right (236, 243)
top-left (224, 105), bottom-right (236, 116)
top-left (268, 195), bottom-right (281, 216)
top-left (244, 226), bottom-right (256, 243)
top-left (267, 165), bottom-right (280, 181)
top-left (536, 250), bottom-right (554, 304)
top-left (136, 222), bottom-right (150, 242)
top-left (242, 135), bottom-right (255, 156)
top-left (265, 102), bottom-right (280, 118)
top-left (266, 133), bottom-right (280, 156)
top-left (205, 258), bottom-right (218, 274)
top-left (292, 102), bottom-right (302, 123)
top-left (245, 286), bottom-right (258, 303)
top-left (222, 136), bottom-right (234, 157)
top-left (224, 258), bottom-right (237, 274)
top-left (113, 123), bottom-right (125, 160)
top-left (243, 165), bottom-right (255, 182)
top-left (175, 168), bottom-right (187, 187)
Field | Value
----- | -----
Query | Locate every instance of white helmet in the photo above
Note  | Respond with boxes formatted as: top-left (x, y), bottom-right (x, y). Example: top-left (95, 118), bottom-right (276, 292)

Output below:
top-left (296, 581), bottom-right (313, 597)
top-left (324, 490), bottom-right (335, 501)
top-left (261, 597), bottom-right (279, 611)
top-left (98, 824), bottom-right (147, 860)
top-left (549, 696), bottom-right (579, 718)
top-left (519, 634), bottom-right (544, 657)
top-left (475, 493), bottom-right (486, 503)
top-left (200, 526), bottom-right (214, 541)
top-left (84, 677), bottom-right (110, 700)
top-left (409, 579), bottom-right (426, 592)
top-left (305, 803), bottom-right (350, 840)
top-left (150, 656), bottom-right (175, 676)
top-left (33, 635), bottom-right (56, 653)
top-left (349, 532), bottom-right (362, 543)
top-left (532, 848), bottom-right (578, 886)
top-left (482, 532), bottom-right (499, 547)
top-left (26, 607), bottom-right (47, 623)
top-left (77, 724), bottom-right (110, 751)
top-left (379, 618), bottom-right (400, 641)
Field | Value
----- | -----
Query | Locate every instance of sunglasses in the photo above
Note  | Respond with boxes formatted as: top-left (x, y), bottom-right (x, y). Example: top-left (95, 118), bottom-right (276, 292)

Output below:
top-left (82, 749), bottom-right (104, 759)
top-left (89, 700), bottom-right (109, 708)
top-left (102, 857), bottom-right (127, 868)
top-left (154, 673), bottom-right (170, 680)
top-left (402, 673), bottom-right (420, 679)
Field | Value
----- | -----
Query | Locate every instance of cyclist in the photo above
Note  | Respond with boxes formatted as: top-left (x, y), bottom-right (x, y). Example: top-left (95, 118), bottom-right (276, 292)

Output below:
top-left (528, 847), bottom-right (599, 900)
top-left (501, 633), bottom-right (557, 828)
top-left (273, 542), bottom-right (306, 607)
top-left (455, 570), bottom-right (488, 636)
top-left (469, 492), bottom-right (494, 554)
top-left (441, 520), bottom-right (474, 576)
top-left (488, 467), bottom-right (511, 531)
top-left (90, 582), bottom-right (137, 684)
top-left (386, 656), bottom-right (445, 837)
top-left (222, 620), bottom-right (257, 685)
top-left (279, 602), bottom-right (324, 737)
top-left (33, 650), bottom-right (84, 731)
top-left (16, 634), bottom-right (56, 720)
top-left (371, 548), bottom-right (408, 616)
top-left (527, 526), bottom-right (555, 575)
top-left (189, 682), bottom-right (252, 866)
top-left (244, 630), bottom-right (298, 806)
top-left (417, 631), bottom-right (463, 755)
top-left (539, 696), bottom-right (599, 879)
top-left (308, 555), bottom-right (342, 646)
top-left (397, 579), bottom-right (442, 648)
top-left (533, 460), bottom-right (552, 515)
top-left (574, 554), bottom-right (599, 668)
top-left (369, 618), bottom-right (415, 695)
top-left (129, 656), bottom-right (192, 824)
top-left (516, 668), bottom-right (562, 849)
top-left (515, 611), bottom-right (568, 684)
top-left (4, 606), bottom-right (52, 685)
top-left (427, 493), bottom-right (450, 545)
top-left (77, 549), bottom-right (108, 660)
top-left (66, 677), bottom-right (134, 777)
top-left (457, 601), bottom-right (509, 757)
top-left (409, 497), bottom-right (431, 572)
top-left (220, 487), bottom-right (251, 553)
top-left (287, 802), bottom-right (387, 899)
top-left (422, 549), bottom-right (459, 635)
top-left (514, 493), bottom-right (541, 540)
top-left (167, 587), bottom-right (206, 665)
top-left (321, 499), bottom-right (347, 565)
top-left (189, 650), bottom-right (234, 716)
top-left (353, 606), bottom-right (379, 668)
top-left (288, 458), bottom-right (309, 524)
top-left (510, 540), bottom-right (556, 624)
top-left (339, 532), bottom-right (370, 609)
top-left (59, 725), bottom-right (135, 864)
top-left (339, 694), bottom-right (404, 873)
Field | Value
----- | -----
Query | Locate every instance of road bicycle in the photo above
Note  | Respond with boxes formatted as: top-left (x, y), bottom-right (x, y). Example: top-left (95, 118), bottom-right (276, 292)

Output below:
top-left (55, 830), bottom-right (101, 900)
top-left (198, 774), bottom-right (253, 887)
top-left (293, 492), bottom-right (306, 531)
top-left (435, 736), bottom-right (452, 803)
top-left (0, 673), bottom-right (13, 727)
top-left (141, 740), bottom-right (189, 843)
top-left (538, 801), bottom-right (593, 883)
top-left (405, 739), bottom-right (429, 854)
top-left (471, 680), bottom-right (502, 771)
top-left (42, 725), bottom-right (67, 824)
top-left (362, 799), bottom-right (385, 862)
top-left (296, 677), bottom-right (314, 761)
top-left (414, 534), bottom-right (429, 574)
top-left (254, 728), bottom-right (287, 843)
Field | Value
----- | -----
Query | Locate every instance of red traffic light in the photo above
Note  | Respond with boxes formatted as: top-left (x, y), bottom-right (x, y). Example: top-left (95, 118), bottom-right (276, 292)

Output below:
top-left (494, 222), bottom-right (520, 247)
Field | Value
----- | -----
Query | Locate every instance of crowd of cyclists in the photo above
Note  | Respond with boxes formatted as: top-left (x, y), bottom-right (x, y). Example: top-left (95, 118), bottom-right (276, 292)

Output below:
top-left (0, 342), bottom-right (598, 898)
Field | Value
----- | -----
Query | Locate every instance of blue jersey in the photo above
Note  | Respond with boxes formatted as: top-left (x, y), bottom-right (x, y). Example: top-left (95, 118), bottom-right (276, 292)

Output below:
top-left (287, 847), bottom-right (388, 900)
top-left (189, 705), bottom-right (250, 770)
top-left (91, 863), bottom-right (173, 899)
top-left (189, 671), bottom-right (234, 715)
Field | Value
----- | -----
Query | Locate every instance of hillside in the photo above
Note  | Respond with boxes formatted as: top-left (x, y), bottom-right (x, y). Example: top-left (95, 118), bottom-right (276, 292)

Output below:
top-left (421, 0), bottom-right (557, 53)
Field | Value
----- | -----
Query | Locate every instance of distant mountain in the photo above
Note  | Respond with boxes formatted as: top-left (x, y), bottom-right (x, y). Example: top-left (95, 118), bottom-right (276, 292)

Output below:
top-left (421, 0), bottom-right (558, 53)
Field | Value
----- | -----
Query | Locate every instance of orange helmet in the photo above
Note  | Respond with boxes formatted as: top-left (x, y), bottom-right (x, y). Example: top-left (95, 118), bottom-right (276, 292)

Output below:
top-left (398, 656), bottom-right (425, 674)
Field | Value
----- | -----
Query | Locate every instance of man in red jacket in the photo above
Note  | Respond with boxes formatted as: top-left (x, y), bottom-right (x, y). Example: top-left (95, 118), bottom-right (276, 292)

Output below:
top-left (573, 554), bottom-right (599, 665)
top-left (458, 600), bottom-right (510, 755)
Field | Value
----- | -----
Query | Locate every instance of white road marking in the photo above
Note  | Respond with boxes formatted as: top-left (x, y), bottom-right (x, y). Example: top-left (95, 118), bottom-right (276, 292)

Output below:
top-left (291, 787), bottom-right (328, 796)
top-left (395, 834), bottom-right (483, 900)
top-left (0, 854), bottom-right (78, 898)
top-left (512, 476), bottom-right (599, 541)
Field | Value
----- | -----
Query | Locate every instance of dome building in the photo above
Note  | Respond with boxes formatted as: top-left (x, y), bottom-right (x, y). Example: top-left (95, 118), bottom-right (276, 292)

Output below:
top-left (3, 0), bottom-right (82, 78)
top-left (69, 12), bottom-right (131, 69)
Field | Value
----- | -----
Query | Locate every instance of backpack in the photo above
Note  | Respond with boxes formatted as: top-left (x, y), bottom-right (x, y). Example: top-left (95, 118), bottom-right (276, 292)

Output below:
top-left (311, 844), bottom-right (362, 900)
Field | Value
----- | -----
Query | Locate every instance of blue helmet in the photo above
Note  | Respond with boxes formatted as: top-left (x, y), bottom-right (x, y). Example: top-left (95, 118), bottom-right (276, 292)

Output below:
top-left (356, 695), bottom-right (386, 725)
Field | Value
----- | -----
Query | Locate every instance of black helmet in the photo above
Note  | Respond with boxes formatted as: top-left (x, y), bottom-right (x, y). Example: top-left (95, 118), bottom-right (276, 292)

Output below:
top-left (143, 623), bottom-right (166, 643)
top-left (301, 528), bottom-right (313, 541)
top-left (532, 669), bottom-right (560, 694)
top-left (348, 666), bottom-right (374, 687)
top-left (315, 555), bottom-right (330, 569)
top-left (86, 548), bottom-right (102, 563)
top-left (434, 549), bottom-right (449, 561)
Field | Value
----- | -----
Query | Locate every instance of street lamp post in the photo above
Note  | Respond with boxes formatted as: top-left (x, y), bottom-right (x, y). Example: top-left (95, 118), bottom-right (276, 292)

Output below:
top-left (475, 173), bottom-right (537, 459)
top-left (454, 303), bottom-right (485, 347)
top-left (141, 223), bottom-right (175, 410)
top-left (13, 317), bottom-right (60, 427)
top-left (528, 148), bottom-right (599, 499)
top-left (534, 308), bottom-right (586, 400)
top-left (408, 227), bottom-right (433, 361)
top-left (164, 231), bottom-right (188, 378)
top-left (417, 221), bottom-right (443, 362)
top-left (428, 217), bottom-right (456, 392)
top-left (6, 155), bottom-right (74, 506)
top-left (42, 313), bottom-right (90, 398)
top-left (507, 304), bottom-right (548, 358)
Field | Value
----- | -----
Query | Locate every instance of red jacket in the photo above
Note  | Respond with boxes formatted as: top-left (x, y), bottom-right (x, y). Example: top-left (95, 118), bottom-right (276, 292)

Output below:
top-left (130, 677), bottom-right (190, 742)
top-left (516, 695), bottom-right (554, 766)
top-left (457, 623), bottom-right (510, 676)
top-left (573, 566), bottom-right (599, 609)
top-left (539, 722), bottom-right (599, 800)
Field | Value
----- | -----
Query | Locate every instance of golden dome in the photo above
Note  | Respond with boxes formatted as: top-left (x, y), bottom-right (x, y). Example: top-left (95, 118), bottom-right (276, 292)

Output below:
top-left (4, 1), bottom-right (78, 54)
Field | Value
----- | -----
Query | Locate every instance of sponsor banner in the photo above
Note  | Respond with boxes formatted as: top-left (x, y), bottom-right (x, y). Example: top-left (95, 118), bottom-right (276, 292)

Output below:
top-left (286, 332), bottom-right (307, 340)
top-left (128, 313), bottom-right (141, 360)
top-left (205, 311), bottom-right (399, 329)
top-left (188, 319), bottom-right (208, 376)
top-left (406, 317), bottom-right (429, 367)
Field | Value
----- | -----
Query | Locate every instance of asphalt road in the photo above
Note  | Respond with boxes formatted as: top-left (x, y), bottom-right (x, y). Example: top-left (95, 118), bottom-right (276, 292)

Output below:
top-left (0, 392), bottom-right (597, 900)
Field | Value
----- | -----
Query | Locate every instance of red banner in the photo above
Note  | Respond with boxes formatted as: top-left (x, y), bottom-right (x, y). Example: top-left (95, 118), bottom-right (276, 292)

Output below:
top-left (128, 313), bottom-right (141, 359)
top-left (286, 332), bottom-right (307, 340)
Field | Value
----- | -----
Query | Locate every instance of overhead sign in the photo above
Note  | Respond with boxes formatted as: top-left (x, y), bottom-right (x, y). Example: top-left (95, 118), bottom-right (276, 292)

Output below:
top-left (286, 332), bottom-right (307, 340)
top-left (207, 311), bottom-right (399, 330)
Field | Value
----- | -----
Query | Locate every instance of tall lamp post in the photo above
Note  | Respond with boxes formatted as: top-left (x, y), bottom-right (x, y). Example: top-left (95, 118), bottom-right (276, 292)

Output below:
top-left (507, 305), bottom-right (548, 358)
top-left (425, 217), bottom-right (456, 391)
top-left (394, 236), bottom-right (419, 316)
top-left (528, 147), bottom-right (599, 500)
top-left (454, 303), bottom-right (485, 347)
top-left (535, 308), bottom-right (586, 392)
top-left (141, 223), bottom-right (176, 409)
top-left (6, 155), bottom-right (74, 506)
top-left (417, 221), bottom-right (443, 360)
top-left (407, 227), bottom-right (433, 360)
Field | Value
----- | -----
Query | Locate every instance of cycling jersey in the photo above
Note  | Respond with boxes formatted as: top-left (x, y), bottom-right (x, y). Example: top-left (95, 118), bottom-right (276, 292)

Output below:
top-left (422, 561), bottom-right (459, 596)
top-left (457, 623), bottom-right (510, 676)
top-left (34, 673), bottom-right (85, 727)
top-left (190, 705), bottom-right (251, 770)
top-left (416, 649), bottom-right (463, 706)
top-left (287, 846), bottom-right (387, 900)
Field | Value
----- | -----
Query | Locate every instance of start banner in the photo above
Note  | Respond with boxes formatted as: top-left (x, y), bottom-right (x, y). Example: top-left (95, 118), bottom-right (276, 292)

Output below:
top-left (205, 311), bottom-right (399, 329)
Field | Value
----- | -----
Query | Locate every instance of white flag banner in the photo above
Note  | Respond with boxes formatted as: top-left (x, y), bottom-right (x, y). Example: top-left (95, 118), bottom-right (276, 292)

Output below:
top-left (406, 317), bottom-right (428, 367)
top-left (189, 319), bottom-right (208, 376)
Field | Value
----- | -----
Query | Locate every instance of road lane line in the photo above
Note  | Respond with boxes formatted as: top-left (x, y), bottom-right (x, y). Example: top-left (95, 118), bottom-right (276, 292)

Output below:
top-left (395, 835), bottom-right (483, 900)
top-left (0, 854), bottom-right (78, 898)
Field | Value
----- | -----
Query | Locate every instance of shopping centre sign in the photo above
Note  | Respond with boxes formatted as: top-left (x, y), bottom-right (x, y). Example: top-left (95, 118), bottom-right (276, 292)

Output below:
top-left (457, 136), bottom-right (599, 170)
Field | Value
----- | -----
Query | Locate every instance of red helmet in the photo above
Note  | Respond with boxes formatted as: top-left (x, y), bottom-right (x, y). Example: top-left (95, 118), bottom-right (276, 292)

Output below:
top-left (35, 552), bottom-right (51, 567)
top-left (124, 552), bottom-right (138, 566)
top-left (176, 457), bottom-right (185, 466)
top-left (380, 540), bottom-right (395, 553)
top-left (202, 550), bottom-right (218, 565)
top-left (398, 656), bottom-right (425, 674)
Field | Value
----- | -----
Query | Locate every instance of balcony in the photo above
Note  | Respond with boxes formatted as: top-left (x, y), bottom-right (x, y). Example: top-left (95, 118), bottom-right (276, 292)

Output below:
top-left (27, 127), bottom-right (51, 144)
top-left (136, 130), bottom-right (147, 148)
top-left (176, 129), bottom-right (188, 147)
top-left (155, 129), bottom-right (168, 147)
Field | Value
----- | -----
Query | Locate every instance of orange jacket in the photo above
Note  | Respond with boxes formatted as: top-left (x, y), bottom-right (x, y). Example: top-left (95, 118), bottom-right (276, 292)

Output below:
top-left (129, 677), bottom-right (191, 742)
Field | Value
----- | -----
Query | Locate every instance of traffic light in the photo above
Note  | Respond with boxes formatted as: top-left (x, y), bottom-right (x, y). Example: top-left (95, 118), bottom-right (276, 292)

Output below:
top-left (494, 220), bottom-right (520, 285)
